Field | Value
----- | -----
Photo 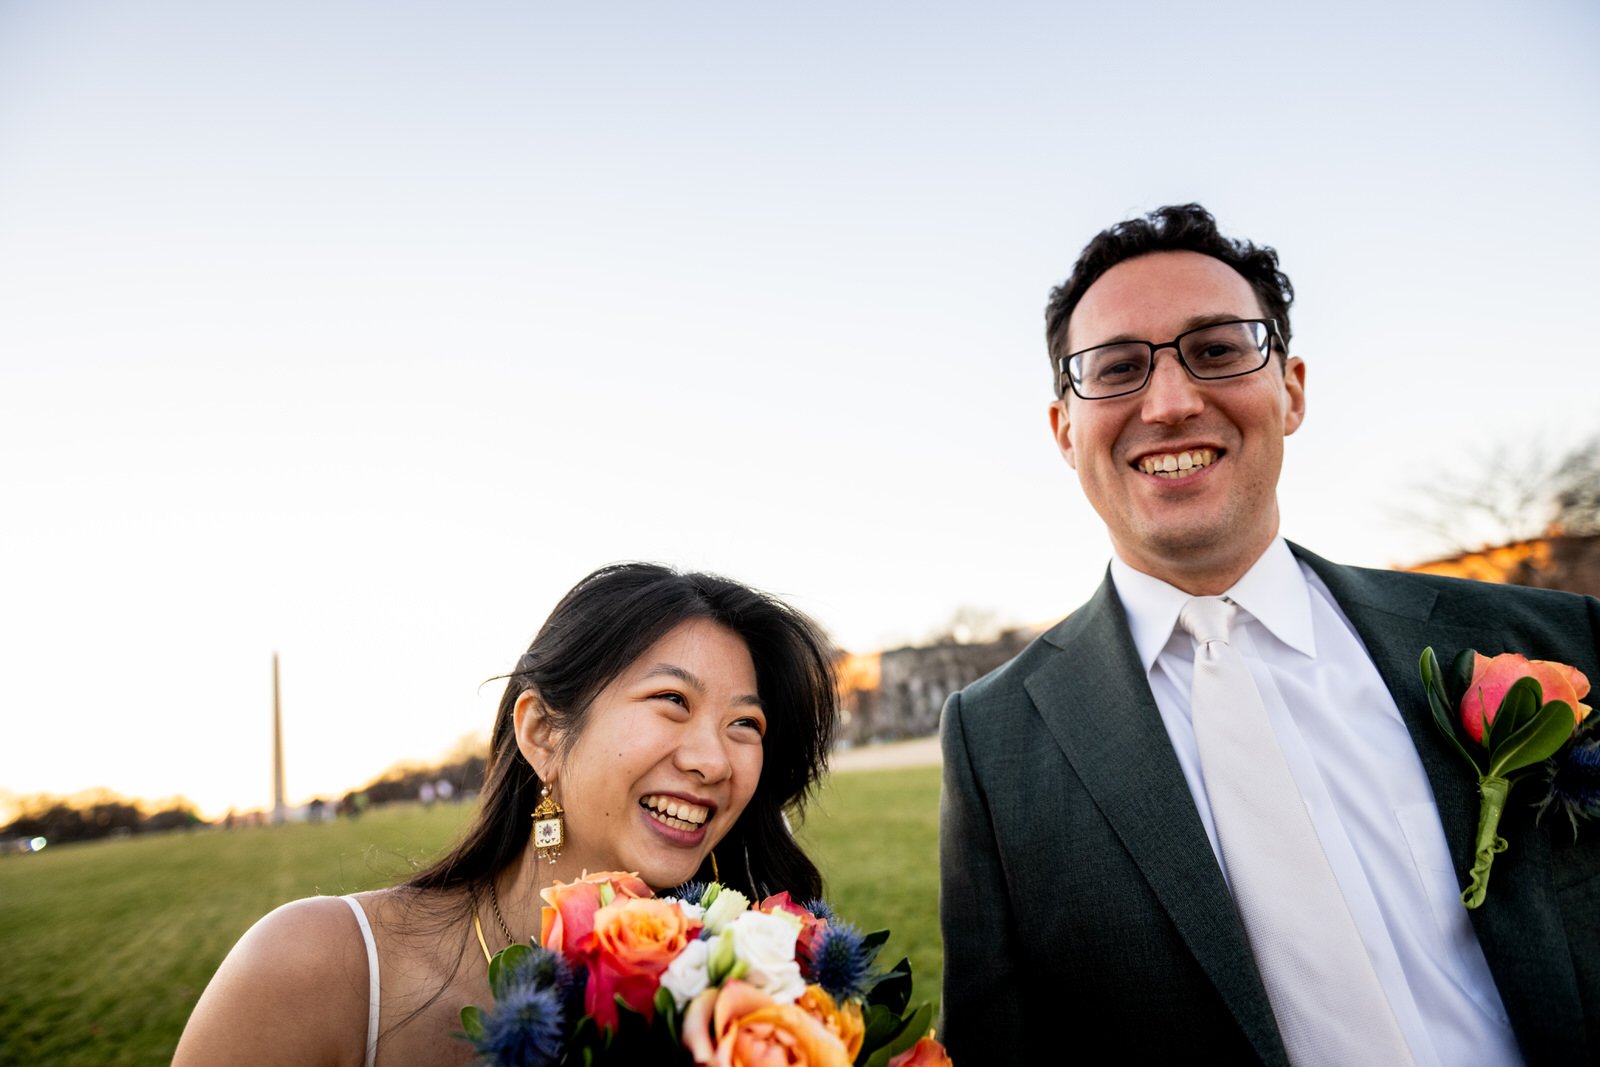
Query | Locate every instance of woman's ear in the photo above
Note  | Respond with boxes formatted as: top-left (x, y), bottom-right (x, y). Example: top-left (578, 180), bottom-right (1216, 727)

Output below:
top-left (513, 690), bottom-right (561, 782)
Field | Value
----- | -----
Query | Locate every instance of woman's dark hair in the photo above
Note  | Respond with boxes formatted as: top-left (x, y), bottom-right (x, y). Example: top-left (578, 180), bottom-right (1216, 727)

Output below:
top-left (405, 562), bottom-right (837, 900)
top-left (1044, 202), bottom-right (1296, 389)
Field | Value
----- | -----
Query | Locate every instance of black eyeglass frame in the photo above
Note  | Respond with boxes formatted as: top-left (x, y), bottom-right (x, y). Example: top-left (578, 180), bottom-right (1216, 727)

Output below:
top-left (1056, 318), bottom-right (1285, 400)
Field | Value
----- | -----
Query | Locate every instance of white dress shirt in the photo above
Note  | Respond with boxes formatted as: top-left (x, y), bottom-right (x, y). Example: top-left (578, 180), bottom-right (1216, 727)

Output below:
top-left (1110, 539), bottom-right (1521, 1066)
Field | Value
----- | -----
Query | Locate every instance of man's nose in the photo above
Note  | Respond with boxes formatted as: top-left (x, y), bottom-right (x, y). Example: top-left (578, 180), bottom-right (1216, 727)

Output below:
top-left (1140, 350), bottom-right (1205, 424)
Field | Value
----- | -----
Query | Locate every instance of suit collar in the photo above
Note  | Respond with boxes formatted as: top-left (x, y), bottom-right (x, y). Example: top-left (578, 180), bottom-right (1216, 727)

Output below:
top-left (1033, 573), bottom-right (1290, 1066)
top-left (1109, 538), bottom-right (1317, 668)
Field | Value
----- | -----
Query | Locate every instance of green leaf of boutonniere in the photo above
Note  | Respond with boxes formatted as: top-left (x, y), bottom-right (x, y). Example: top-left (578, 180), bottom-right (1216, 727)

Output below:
top-left (1489, 699), bottom-right (1577, 779)
top-left (1422, 648), bottom-right (1483, 773)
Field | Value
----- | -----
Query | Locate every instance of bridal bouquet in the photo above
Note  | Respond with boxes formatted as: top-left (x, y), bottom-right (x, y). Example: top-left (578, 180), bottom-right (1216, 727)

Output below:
top-left (461, 871), bottom-right (951, 1067)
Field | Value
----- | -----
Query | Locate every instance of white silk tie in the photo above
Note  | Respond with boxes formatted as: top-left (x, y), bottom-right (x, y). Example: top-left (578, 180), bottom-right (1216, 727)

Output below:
top-left (1179, 596), bottom-right (1414, 1065)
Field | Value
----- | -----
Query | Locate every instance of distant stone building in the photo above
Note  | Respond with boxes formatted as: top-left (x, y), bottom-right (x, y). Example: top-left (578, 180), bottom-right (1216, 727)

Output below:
top-left (837, 627), bottom-right (1037, 746)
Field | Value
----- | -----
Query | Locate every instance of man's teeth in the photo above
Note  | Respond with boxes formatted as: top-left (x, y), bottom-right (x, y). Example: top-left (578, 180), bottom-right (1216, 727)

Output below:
top-left (640, 795), bottom-right (709, 831)
top-left (1138, 448), bottom-right (1217, 478)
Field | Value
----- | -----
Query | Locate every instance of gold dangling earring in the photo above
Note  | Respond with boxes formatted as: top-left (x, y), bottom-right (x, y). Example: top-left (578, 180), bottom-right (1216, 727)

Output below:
top-left (531, 783), bottom-right (564, 864)
top-left (710, 849), bottom-right (720, 884)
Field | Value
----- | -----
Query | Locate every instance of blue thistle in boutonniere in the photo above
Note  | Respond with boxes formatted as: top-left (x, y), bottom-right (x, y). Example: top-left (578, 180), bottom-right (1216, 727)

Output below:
top-left (1536, 712), bottom-right (1600, 834)
top-left (1420, 647), bottom-right (1594, 909)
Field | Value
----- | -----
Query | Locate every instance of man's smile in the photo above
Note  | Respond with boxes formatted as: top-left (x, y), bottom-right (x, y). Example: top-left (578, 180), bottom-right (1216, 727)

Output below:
top-left (1134, 447), bottom-right (1220, 479)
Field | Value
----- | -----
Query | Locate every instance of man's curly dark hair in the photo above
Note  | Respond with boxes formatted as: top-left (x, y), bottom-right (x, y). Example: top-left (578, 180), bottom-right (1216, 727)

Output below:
top-left (1044, 204), bottom-right (1295, 392)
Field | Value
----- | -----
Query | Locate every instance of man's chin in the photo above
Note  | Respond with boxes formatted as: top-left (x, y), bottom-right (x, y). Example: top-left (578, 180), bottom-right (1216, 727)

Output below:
top-left (1117, 521), bottom-right (1260, 587)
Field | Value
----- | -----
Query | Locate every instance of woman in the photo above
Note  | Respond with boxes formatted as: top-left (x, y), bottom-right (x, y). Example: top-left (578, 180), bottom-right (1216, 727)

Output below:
top-left (175, 563), bottom-right (837, 1066)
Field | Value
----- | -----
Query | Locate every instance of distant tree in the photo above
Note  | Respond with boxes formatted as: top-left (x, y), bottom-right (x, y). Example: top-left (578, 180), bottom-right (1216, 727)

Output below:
top-left (1398, 436), bottom-right (1600, 554)
top-left (924, 605), bottom-right (1008, 646)
top-left (1, 792), bottom-right (201, 843)
top-left (346, 736), bottom-right (489, 811)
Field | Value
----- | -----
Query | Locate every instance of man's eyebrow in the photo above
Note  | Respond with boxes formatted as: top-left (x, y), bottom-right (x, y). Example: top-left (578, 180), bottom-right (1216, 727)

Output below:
top-left (1083, 312), bottom-right (1257, 349)
top-left (641, 663), bottom-right (764, 706)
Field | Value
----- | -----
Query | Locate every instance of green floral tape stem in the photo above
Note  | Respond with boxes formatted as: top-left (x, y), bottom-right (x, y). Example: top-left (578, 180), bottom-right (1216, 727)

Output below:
top-left (1462, 775), bottom-right (1511, 909)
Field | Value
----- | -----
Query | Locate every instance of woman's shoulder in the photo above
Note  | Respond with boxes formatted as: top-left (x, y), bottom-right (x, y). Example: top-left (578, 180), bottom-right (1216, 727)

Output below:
top-left (174, 895), bottom-right (375, 1067)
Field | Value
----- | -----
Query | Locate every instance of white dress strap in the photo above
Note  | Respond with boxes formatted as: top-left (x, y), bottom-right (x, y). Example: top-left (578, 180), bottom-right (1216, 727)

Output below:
top-left (341, 895), bottom-right (380, 1067)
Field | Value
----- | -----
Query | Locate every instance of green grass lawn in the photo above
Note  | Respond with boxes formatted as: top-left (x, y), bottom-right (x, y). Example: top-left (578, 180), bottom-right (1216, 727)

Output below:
top-left (0, 765), bottom-right (941, 1066)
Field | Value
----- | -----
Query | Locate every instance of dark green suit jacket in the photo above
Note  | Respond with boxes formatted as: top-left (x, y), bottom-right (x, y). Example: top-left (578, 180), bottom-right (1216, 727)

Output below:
top-left (938, 545), bottom-right (1600, 1064)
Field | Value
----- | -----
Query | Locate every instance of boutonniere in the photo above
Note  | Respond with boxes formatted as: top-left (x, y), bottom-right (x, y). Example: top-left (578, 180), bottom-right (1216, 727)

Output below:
top-left (1419, 648), bottom-right (1596, 908)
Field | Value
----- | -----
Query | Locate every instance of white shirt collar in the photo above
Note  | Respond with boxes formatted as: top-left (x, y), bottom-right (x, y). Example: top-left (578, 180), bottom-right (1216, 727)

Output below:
top-left (1109, 537), bottom-right (1317, 670)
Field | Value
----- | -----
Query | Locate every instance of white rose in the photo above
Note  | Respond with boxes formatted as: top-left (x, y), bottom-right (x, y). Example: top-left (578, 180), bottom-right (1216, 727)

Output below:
top-left (666, 897), bottom-right (706, 922)
top-left (728, 910), bottom-right (805, 1004)
top-left (659, 938), bottom-right (711, 1009)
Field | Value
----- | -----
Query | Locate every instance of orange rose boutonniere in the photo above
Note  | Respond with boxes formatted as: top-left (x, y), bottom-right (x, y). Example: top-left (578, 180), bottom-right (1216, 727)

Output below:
top-left (1421, 647), bottom-right (1596, 908)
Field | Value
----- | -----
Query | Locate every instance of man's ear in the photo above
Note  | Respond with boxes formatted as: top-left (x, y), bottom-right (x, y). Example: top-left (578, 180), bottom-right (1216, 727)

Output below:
top-left (513, 689), bottom-right (560, 782)
top-left (1281, 356), bottom-right (1307, 436)
top-left (1049, 398), bottom-right (1078, 469)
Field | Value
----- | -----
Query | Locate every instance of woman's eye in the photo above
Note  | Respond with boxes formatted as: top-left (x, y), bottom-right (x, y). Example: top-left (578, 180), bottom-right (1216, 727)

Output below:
top-left (732, 716), bottom-right (766, 737)
top-left (654, 691), bottom-right (688, 708)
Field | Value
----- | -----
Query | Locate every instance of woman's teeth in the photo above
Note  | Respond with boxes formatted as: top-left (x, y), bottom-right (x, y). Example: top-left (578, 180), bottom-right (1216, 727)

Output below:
top-left (1138, 448), bottom-right (1217, 478)
top-left (640, 795), bottom-right (709, 831)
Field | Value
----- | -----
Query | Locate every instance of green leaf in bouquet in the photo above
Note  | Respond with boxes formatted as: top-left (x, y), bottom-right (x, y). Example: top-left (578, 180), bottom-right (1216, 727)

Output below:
top-left (1484, 676), bottom-right (1543, 749)
top-left (858, 1003), bottom-right (907, 1054)
top-left (1421, 648), bottom-right (1483, 773)
top-left (654, 986), bottom-right (680, 1044)
top-left (1488, 699), bottom-right (1576, 779)
top-left (459, 1004), bottom-right (486, 1042)
top-left (859, 929), bottom-right (890, 957)
top-left (860, 1003), bottom-right (932, 1067)
top-left (865, 956), bottom-right (912, 1014)
top-left (487, 943), bottom-right (533, 1000)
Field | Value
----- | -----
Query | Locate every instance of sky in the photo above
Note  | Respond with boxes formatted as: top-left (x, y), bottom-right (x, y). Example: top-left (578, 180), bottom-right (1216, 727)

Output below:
top-left (2, 0), bottom-right (1597, 820)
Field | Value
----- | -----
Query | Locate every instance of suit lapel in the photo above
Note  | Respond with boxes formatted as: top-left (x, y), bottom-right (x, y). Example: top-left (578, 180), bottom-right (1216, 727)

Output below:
top-left (1295, 546), bottom-right (1587, 1059)
top-left (1024, 575), bottom-right (1288, 1065)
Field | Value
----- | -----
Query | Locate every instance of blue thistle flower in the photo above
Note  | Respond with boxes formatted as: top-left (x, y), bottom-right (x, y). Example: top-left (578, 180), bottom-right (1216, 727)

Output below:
top-left (515, 947), bottom-right (575, 999)
top-left (473, 981), bottom-right (566, 1067)
top-left (1538, 720), bottom-right (1600, 835)
top-left (666, 880), bottom-right (711, 908)
top-left (809, 920), bottom-right (877, 1001)
top-left (801, 897), bottom-right (835, 922)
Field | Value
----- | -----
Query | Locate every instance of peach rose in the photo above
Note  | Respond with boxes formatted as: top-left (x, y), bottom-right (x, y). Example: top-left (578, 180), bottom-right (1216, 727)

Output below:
top-left (683, 980), bottom-right (850, 1067)
top-left (796, 985), bottom-right (864, 1060)
top-left (539, 870), bottom-right (652, 956)
top-left (888, 1036), bottom-right (954, 1067)
top-left (584, 895), bottom-right (698, 1029)
top-left (1460, 652), bottom-right (1592, 744)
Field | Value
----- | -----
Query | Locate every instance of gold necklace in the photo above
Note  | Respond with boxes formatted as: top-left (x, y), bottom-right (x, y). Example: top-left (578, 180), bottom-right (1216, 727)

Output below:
top-left (489, 879), bottom-right (517, 944)
top-left (471, 878), bottom-right (528, 965)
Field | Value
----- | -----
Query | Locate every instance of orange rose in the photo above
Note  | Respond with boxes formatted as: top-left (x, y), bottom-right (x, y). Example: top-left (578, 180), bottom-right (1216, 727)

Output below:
top-left (796, 985), bottom-right (864, 1060)
top-left (582, 895), bottom-right (696, 1030)
top-left (1460, 652), bottom-right (1592, 744)
top-left (539, 870), bottom-right (652, 956)
top-left (888, 1035), bottom-right (954, 1067)
top-left (683, 980), bottom-right (851, 1067)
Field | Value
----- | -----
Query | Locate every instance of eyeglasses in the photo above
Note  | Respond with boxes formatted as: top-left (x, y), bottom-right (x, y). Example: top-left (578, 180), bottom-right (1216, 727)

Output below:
top-left (1057, 318), bottom-right (1282, 400)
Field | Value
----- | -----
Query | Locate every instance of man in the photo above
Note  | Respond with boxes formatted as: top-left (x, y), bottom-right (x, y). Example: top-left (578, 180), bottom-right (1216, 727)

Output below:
top-left (938, 204), bottom-right (1599, 1065)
